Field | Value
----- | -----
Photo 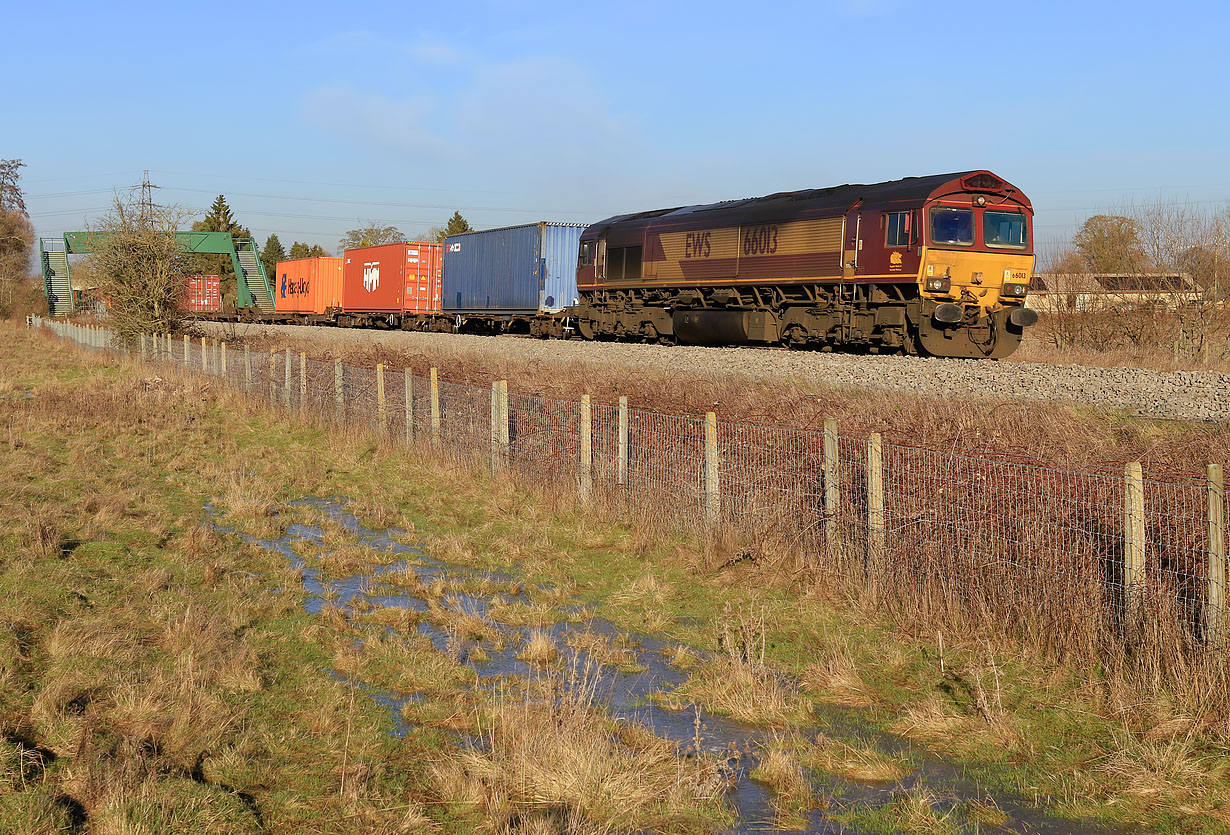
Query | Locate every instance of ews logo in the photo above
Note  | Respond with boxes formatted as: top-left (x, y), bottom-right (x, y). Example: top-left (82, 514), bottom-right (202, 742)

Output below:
top-left (363, 262), bottom-right (380, 292)
top-left (684, 231), bottom-right (711, 258)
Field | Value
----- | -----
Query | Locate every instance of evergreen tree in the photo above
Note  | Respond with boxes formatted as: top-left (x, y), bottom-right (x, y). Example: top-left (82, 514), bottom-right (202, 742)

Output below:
top-left (444, 211), bottom-right (471, 237)
top-left (288, 241), bottom-right (310, 260)
top-left (191, 195), bottom-right (252, 307)
top-left (261, 233), bottom-right (286, 279)
top-left (308, 244), bottom-right (328, 257)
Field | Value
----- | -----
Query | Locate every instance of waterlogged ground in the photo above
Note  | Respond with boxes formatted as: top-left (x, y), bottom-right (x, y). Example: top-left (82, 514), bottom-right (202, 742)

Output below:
top-left (214, 496), bottom-right (1123, 834)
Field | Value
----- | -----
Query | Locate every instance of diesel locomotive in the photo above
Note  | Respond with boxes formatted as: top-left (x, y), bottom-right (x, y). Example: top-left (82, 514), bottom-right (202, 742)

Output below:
top-left (571, 171), bottom-right (1037, 358)
top-left (86, 170), bottom-right (1037, 359)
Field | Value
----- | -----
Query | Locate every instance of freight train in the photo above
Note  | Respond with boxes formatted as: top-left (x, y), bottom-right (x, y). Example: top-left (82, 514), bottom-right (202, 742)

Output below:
top-left (218, 170), bottom-right (1038, 358)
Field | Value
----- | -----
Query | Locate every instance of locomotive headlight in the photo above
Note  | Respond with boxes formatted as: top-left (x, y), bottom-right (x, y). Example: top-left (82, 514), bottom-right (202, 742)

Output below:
top-left (1002, 282), bottom-right (1028, 298)
top-left (925, 277), bottom-right (951, 293)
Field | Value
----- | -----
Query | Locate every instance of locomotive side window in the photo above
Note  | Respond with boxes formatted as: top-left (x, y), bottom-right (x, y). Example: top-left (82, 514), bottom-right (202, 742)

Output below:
top-left (983, 211), bottom-right (1028, 249)
top-left (578, 240), bottom-right (593, 267)
top-left (930, 208), bottom-right (974, 246)
top-left (606, 246), bottom-right (642, 280)
top-left (885, 211), bottom-right (911, 247)
top-left (608, 247), bottom-right (625, 280)
top-left (625, 246), bottom-right (642, 280)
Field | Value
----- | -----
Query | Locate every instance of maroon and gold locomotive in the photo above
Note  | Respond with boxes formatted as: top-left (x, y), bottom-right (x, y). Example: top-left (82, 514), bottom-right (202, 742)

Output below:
top-left (573, 171), bottom-right (1037, 358)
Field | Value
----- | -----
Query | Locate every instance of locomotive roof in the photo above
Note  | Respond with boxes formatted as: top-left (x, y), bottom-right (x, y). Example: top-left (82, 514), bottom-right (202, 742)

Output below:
top-left (584, 170), bottom-right (1030, 235)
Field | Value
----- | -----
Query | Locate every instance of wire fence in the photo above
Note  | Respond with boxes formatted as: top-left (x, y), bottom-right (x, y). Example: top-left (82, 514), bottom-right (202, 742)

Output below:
top-left (34, 317), bottom-right (1230, 650)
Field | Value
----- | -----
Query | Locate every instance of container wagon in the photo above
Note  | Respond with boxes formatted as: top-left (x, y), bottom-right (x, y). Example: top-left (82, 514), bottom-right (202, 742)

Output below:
top-left (274, 257), bottom-right (344, 318)
top-left (442, 222), bottom-right (585, 335)
top-left (340, 242), bottom-right (443, 327)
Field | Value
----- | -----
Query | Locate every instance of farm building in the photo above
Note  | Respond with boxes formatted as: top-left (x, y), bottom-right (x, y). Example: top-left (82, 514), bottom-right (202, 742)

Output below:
top-left (1026, 273), bottom-right (1201, 312)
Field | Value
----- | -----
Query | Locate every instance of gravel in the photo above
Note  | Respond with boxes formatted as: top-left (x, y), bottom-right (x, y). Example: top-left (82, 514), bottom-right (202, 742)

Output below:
top-left (201, 323), bottom-right (1230, 424)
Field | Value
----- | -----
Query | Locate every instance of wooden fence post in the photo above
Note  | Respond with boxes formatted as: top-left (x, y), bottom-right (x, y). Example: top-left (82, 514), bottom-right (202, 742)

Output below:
top-left (498, 380), bottom-right (509, 469)
top-left (867, 432), bottom-right (885, 575)
top-left (377, 363), bottom-right (387, 433)
top-left (139, 334), bottom-right (147, 362)
top-left (490, 381), bottom-right (501, 473)
top-left (824, 418), bottom-right (842, 558)
top-left (285, 348), bottom-right (292, 408)
top-left (404, 368), bottom-right (414, 445)
top-left (299, 353), bottom-right (307, 419)
top-left (183, 334), bottom-right (190, 368)
top-left (430, 368), bottom-right (441, 447)
top-left (201, 337), bottom-right (208, 374)
top-left (244, 346), bottom-right (252, 391)
top-left (334, 361), bottom-right (344, 423)
top-left (704, 411), bottom-right (720, 525)
top-left (1124, 462), bottom-right (1146, 614)
top-left (1208, 463), bottom-right (1227, 645)
top-left (269, 349), bottom-right (277, 406)
top-left (580, 395), bottom-right (593, 502)
top-left (221, 342), bottom-right (227, 378)
top-left (617, 396), bottom-right (629, 487)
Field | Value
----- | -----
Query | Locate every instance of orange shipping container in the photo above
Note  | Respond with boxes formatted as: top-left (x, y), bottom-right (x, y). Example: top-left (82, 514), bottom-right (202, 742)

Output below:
top-left (342, 242), bottom-right (442, 314)
top-left (274, 256), bottom-right (344, 315)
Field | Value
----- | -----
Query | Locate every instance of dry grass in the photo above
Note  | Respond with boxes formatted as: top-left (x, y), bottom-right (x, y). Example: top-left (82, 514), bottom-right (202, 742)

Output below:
top-left (749, 734), bottom-right (819, 829)
top-left (864, 785), bottom-right (959, 835)
top-left (1092, 729), bottom-right (1230, 815)
top-left (800, 642), bottom-right (874, 708)
top-left (426, 595), bottom-right (502, 645)
top-left (432, 658), bottom-right (731, 833)
top-left (662, 607), bottom-right (811, 726)
top-left (487, 598), bottom-right (558, 627)
top-left (565, 629), bottom-right (644, 673)
top-left (517, 628), bottom-right (557, 664)
top-left (800, 733), bottom-right (908, 784)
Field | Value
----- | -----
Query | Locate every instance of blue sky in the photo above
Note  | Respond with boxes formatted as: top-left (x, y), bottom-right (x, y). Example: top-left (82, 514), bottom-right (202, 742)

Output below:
top-left (7, 0), bottom-right (1228, 255)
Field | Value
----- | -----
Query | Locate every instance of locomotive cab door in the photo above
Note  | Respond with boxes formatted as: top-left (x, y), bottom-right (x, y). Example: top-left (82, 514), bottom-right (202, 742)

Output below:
top-left (842, 205), bottom-right (862, 279)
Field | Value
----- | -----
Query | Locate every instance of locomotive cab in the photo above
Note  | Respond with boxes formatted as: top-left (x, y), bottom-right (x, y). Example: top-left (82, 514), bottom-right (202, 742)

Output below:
top-left (911, 174), bottom-right (1038, 353)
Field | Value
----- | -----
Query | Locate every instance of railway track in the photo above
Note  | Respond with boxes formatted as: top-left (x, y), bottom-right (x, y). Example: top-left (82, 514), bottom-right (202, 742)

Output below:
top-left (197, 322), bottom-right (1230, 424)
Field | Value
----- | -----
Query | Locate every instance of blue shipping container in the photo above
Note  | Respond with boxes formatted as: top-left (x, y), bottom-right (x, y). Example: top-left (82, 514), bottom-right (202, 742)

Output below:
top-left (442, 222), bottom-right (586, 314)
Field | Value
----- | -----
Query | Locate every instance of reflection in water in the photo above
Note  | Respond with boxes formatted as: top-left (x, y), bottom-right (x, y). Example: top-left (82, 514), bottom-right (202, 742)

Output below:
top-left (209, 498), bottom-right (1119, 835)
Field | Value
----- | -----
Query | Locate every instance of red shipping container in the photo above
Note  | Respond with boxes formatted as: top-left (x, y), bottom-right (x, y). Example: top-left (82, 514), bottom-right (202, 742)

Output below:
top-left (342, 242), bottom-right (442, 314)
top-left (182, 275), bottom-right (221, 313)
top-left (402, 242), bottom-right (443, 313)
top-left (274, 256), bottom-right (344, 315)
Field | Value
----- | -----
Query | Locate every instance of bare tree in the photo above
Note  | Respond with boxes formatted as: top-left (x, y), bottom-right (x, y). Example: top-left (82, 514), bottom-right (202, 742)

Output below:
top-left (0, 159), bottom-right (34, 317)
top-left (90, 193), bottom-right (193, 341)
top-left (338, 222), bottom-right (406, 253)
top-left (1037, 201), bottom-right (1230, 362)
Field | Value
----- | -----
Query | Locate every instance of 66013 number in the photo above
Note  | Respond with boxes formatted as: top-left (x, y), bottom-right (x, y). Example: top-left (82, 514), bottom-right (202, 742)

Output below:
top-left (743, 225), bottom-right (778, 256)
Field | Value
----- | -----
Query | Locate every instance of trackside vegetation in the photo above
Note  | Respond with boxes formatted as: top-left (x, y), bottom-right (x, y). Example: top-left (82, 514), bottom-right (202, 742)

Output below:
top-left (4, 321), bottom-right (1230, 833)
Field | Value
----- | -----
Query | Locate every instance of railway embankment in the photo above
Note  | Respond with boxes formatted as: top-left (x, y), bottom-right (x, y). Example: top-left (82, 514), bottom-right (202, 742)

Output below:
top-left (201, 322), bottom-right (1230, 424)
top-left (11, 319), bottom-right (1230, 833)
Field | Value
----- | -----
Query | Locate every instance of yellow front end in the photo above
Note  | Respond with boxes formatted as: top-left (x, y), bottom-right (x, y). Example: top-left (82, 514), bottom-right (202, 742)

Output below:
top-left (917, 248), bottom-right (1035, 313)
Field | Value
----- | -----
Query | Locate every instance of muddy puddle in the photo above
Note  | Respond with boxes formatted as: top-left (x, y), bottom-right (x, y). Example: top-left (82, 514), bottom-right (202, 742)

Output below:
top-left (211, 498), bottom-right (1123, 834)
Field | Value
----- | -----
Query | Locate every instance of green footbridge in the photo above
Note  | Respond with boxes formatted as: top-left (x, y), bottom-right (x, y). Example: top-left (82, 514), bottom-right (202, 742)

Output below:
top-left (39, 231), bottom-right (275, 315)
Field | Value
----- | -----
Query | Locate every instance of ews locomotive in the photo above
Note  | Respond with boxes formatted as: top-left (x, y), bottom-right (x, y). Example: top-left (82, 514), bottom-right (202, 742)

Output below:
top-left (571, 171), bottom-right (1037, 358)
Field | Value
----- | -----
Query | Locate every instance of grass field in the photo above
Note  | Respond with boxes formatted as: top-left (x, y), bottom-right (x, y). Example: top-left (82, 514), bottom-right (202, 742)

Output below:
top-left (4, 321), bottom-right (1230, 833)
